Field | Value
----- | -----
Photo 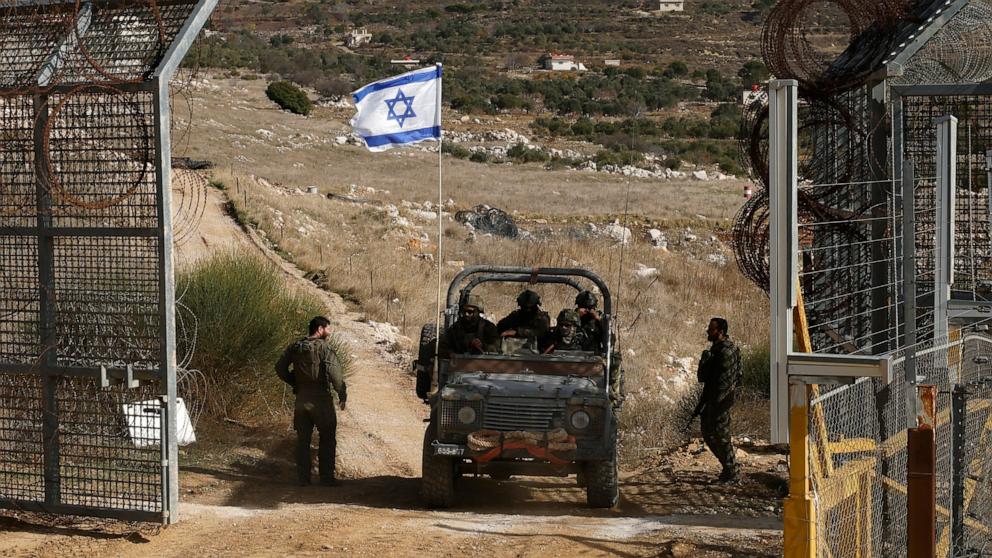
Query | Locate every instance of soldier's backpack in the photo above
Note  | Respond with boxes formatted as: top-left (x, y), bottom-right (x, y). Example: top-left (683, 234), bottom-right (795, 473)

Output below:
top-left (288, 338), bottom-right (326, 387)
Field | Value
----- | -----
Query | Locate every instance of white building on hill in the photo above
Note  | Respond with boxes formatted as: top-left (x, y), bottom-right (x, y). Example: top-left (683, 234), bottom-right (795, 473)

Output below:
top-left (658, 1), bottom-right (684, 12)
top-left (346, 27), bottom-right (372, 48)
top-left (542, 53), bottom-right (587, 71)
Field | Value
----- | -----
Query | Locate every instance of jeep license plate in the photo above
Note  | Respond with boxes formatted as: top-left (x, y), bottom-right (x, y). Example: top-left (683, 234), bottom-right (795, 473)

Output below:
top-left (433, 444), bottom-right (466, 457)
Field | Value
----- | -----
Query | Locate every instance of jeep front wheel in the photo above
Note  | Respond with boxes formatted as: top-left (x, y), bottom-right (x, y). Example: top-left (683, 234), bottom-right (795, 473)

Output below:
top-left (583, 453), bottom-right (619, 508)
top-left (421, 424), bottom-right (456, 508)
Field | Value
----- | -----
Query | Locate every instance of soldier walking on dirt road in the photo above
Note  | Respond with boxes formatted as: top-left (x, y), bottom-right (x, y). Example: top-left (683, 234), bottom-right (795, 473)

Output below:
top-left (276, 316), bottom-right (348, 486)
top-left (694, 318), bottom-right (742, 482)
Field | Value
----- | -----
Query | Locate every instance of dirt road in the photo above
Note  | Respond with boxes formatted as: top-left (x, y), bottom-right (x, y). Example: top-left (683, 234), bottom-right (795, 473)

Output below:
top-left (0, 185), bottom-right (783, 557)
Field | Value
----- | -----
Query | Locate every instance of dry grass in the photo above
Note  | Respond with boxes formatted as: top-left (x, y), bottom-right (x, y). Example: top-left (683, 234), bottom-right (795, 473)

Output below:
top-left (185, 75), bottom-right (769, 463)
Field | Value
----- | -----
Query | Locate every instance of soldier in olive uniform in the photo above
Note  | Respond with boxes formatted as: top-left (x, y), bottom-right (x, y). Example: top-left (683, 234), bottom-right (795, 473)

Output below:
top-left (275, 316), bottom-right (348, 486)
top-left (575, 290), bottom-right (606, 351)
top-left (540, 309), bottom-right (588, 353)
top-left (497, 290), bottom-right (550, 343)
top-left (696, 317), bottom-right (743, 482)
top-left (575, 290), bottom-right (623, 403)
top-left (437, 294), bottom-right (500, 359)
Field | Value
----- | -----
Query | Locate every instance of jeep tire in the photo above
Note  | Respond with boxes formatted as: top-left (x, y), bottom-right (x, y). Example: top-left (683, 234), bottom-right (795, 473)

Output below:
top-left (421, 423), bottom-right (456, 508)
top-left (583, 451), bottom-right (619, 508)
top-left (416, 324), bottom-right (437, 399)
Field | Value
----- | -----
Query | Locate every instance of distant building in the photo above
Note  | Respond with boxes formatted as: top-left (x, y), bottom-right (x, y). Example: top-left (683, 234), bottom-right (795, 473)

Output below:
top-left (658, 0), bottom-right (684, 12)
top-left (604, 59), bottom-right (621, 67)
top-left (391, 57), bottom-right (421, 67)
top-left (541, 53), bottom-right (587, 72)
top-left (346, 27), bottom-right (372, 48)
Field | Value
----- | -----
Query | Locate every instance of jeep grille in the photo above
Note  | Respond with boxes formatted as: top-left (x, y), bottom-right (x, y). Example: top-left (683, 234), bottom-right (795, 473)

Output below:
top-left (483, 399), bottom-right (556, 431)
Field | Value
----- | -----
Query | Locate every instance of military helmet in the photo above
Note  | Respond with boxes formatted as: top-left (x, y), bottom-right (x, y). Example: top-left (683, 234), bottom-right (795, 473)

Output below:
top-left (557, 309), bottom-right (581, 326)
top-left (461, 293), bottom-right (485, 313)
top-left (516, 289), bottom-right (541, 307)
top-left (575, 290), bottom-right (599, 309)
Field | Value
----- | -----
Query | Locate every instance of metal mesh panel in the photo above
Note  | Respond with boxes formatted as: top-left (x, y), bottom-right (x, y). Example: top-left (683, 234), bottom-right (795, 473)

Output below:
top-left (53, 236), bottom-right (161, 370)
top-left (0, 1), bottom-right (195, 91)
top-left (0, 0), bottom-right (210, 523)
top-left (0, 373), bottom-right (44, 502)
top-left (0, 235), bottom-right (40, 364)
top-left (57, 378), bottom-right (163, 511)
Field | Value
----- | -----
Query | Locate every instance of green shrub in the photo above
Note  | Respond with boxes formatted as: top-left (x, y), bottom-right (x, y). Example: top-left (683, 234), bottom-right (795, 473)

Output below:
top-left (469, 151), bottom-right (490, 163)
top-left (178, 250), bottom-right (351, 420)
top-left (740, 342), bottom-right (770, 396)
top-left (442, 142), bottom-right (471, 159)
top-left (507, 142), bottom-right (550, 163)
top-left (265, 80), bottom-right (312, 116)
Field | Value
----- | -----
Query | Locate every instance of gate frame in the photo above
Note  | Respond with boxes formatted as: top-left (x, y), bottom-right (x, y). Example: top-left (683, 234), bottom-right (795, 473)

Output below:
top-left (0, 0), bottom-right (218, 525)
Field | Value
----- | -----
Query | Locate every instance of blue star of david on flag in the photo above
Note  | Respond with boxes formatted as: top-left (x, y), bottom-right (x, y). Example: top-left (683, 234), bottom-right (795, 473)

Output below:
top-left (351, 65), bottom-right (442, 152)
top-left (384, 90), bottom-right (417, 128)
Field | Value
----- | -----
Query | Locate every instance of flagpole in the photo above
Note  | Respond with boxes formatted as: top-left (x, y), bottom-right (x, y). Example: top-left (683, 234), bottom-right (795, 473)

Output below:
top-left (434, 62), bottom-right (444, 363)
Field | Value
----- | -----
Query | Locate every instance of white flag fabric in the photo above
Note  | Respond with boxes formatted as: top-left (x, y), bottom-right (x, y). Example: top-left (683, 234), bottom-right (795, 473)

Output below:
top-left (350, 65), bottom-right (442, 152)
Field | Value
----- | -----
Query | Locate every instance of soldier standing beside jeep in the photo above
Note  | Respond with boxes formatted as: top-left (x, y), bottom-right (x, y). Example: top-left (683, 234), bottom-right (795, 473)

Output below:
top-left (695, 317), bottom-right (743, 482)
top-left (275, 316), bottom-right (348, 487)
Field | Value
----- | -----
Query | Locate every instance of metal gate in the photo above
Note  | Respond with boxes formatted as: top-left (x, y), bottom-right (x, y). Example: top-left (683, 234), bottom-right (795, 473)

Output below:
top-left (0, 0), bottom-right (216, 523)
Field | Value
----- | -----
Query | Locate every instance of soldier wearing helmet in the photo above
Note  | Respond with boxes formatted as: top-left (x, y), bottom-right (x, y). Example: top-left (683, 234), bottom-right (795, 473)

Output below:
top-left (574, 290), bottom-right (605, 351)
top-left (540, 309), bottom-right (588, 353)
top-left (437, 293), bottom-right (500, 359)
top-left (575, 289), bottom-right (624, 404)
top-left (497, 289), bottom-right (551, 342)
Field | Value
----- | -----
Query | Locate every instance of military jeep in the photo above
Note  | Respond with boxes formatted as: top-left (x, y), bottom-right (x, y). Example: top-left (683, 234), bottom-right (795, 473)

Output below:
top-left (415, 266), bottom-right (620, 509)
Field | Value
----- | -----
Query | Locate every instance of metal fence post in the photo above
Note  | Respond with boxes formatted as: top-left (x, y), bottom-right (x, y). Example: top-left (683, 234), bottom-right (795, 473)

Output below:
top-left (951, 384), bottom-right (967, 555)
top-left (935, 116), bottom-right (957, 350)
top-left (907, 385), bottom-right (937, 558)
top-left (769, 79), bottom-right (814, 558)
top-left (903, 160), bottom-right (920, 427)
top-left (33, 93), bottom-right (60, 507)
top-left (769, 78), bottom-right (798, 445)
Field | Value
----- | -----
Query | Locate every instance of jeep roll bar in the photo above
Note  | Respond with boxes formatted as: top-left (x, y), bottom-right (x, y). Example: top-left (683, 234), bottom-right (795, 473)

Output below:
top-left (446, 266), bottom-right (613, 314)
top-left (444, 267), bottom-right (614, 379)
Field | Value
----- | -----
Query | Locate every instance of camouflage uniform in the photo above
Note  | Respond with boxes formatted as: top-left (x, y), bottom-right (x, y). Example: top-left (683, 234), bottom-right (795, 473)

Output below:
top-left (696, 337), bottom-right (742, 479)
top-left (539, 309), bottom-right (588, 353)
top-left (575, 292), bottom-right (623, 403)
top-left (437, 317), bottom-right (500, 359)
top-left (276, 338), bottom-right (347, 485)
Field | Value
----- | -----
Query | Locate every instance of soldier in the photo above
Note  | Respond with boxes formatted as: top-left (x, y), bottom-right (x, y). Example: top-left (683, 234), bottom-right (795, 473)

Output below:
top-left (575, 290), bottom-right (623, 402)
top-left (575, 290), bottom-right (605, 351)
top-left (437, 294), bottom-right (500, 359)
top-left (275, 316), bottom-right (347, 487)
top-left (497, 289), bottom-right (551, 343)
top-left (695, 317), bottom-right (743, 482)
top-left (540, 309), bottom-right (588, 353)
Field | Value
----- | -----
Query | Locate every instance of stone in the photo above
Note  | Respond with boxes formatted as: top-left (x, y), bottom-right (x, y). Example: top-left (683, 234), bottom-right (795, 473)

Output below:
top-left (632, 263), bottom-right (659, 279)
top-left (603, 222), bottom-right (632, 244)
top-left (692, 170), bottom-right (708, 181)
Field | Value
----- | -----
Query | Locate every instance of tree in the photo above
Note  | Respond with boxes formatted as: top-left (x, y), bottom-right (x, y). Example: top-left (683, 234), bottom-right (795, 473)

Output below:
top-left (266, 81), bottom-right (313, 116)
top-left (738, 61), bottom-right (769, 86)
top-left (663, 60), bottom-right (688, 79)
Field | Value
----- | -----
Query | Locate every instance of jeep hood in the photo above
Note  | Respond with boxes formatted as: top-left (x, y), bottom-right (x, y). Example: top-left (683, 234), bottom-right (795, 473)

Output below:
top-left (441, 372), bottom-right (601, 400)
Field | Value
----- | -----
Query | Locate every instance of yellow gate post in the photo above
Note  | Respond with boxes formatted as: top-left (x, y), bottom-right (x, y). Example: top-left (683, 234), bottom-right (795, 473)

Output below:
top-left (784, 289), bottom-right (817, 557)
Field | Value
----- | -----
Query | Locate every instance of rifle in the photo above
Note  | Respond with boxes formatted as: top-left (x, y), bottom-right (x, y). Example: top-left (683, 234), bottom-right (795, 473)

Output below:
top-left (685, 393), bottom-right (706, 431)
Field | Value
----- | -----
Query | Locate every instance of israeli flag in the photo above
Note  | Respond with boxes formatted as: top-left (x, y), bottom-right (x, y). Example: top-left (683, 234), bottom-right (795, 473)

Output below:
top-left (351, 65), bottom-right (442, 152)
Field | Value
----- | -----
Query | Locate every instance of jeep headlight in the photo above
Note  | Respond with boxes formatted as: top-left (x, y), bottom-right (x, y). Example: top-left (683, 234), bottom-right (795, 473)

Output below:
top-left (457, 406), bottom-right (477, 425)
top-left (570, 410), bottom-right (591, 430)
